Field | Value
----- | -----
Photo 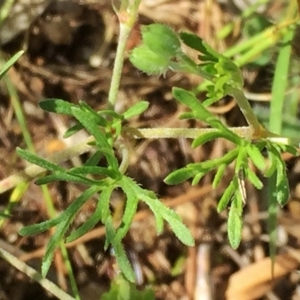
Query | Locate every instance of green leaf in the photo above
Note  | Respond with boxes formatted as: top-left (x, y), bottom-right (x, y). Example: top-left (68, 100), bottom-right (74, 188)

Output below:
top-left (228, 191), bottom-right (243, 249)
top-left (278, 143), bottom-right (299, 156)
top-left (122, 101), bottom-right (149, 120)
top-left (128, 179), bottom-right (194, 246)
top-left (66, 187), bottom-right (113, 243)
top-left (115, 177), bottom-right (139, 242)
top-left (102, 275), bottom-right (155, 300)
top-left (19, 185), bottom-right (100, 237)
top-left (192, 131), bottom-right (234, 148)
top-left (206, 118), bottom-right (242, 145)
top-left (245, 168), bottom-right (263, 189)
top-left (138, 189), bottom-right (194, 246)
top-left (84, 150), bottom-right (103, 166)
top-left (39, 99), bottom-right (77, 115)
top-left (104, 216), bottom-right (116, 250)
top-left (113, 242), bottom-right (136, 282)
top-left (63, 123), bottom-right (84, 138)
top-left (0, 50), bottom-right (24, 79)
top-left (71, 107), bottom-right (118, 170)
top-left (265, 148), bottom-right (278, 177)
top-left (161, 206), bottom-right (194, 246)
top-left (69, 166), bottom-right (119, 179)
top-left (276, 173), bottom-right (290, 206)
top-left (213, 164), bottom-right (227, 189)
top-left (141, 24), bottom-right (181, 58)
top-left (41, 220), bottom-right (68, 276)
top-left (35, 172), bottom-right (97, 186)
top-left (191, 172), bottom-right (205, 186)
top-left (246, 144), bottom-right (266, 171)
top-left (99, 185), bottom-right (114, 224)
top-left (173, 87), bottom-right (212, 121)
top-left (129, 44), bottom-right (170, 76)
top-left (268, 173), bottom-right (278, 277)
top-left (179, 32), bottom-right (218, 61)
top-left (19, 214), bottom-right (65, 236)
top-left (17, 148), bottom-right (64, 173)
top-left (235, 146), bottom-right (247, 173)
top-left (217, 179), bottom-right (236, 212)
top-left (164, 166), bottom-right (200, 185)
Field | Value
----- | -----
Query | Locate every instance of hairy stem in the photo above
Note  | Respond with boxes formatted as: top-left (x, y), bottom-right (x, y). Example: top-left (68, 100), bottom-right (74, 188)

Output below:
top-left (0, 126), bottom-right (257, 194)
top-left (108, 0), bottom-right (141, 108)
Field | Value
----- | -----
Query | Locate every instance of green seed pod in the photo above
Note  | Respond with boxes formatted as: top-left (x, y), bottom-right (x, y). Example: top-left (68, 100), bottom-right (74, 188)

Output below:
top-left (141, 24), bottom-right (181, 58)
top-left (129, 44), bottom-right (169, 75)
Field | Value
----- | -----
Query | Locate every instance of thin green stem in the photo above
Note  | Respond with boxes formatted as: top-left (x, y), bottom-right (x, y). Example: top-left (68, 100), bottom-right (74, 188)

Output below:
top-left (229, 89), bottom-right (266, 137)
top-left (108, 22), bottom-right (133, 108)
top-left (0, 0), bottom-right (15, 25)
top-left (267, 0), bottom-right (297, 276)
top-left (3, 75), bottom-right (35, 152)
top-left (270, 29), bottom-right (295, 133)
top-left (60, 242), bottom-right (81, 300)
top-left (108, 0), bottom-right (141, 108)
top-left (3, 59), bottom-right (81, 298)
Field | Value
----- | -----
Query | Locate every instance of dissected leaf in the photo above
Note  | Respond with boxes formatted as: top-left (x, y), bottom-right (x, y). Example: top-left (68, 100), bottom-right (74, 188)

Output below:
top-left (99, 185), bottom-right (114, 225)
top-left (63, 123), bottom-right (84, 138)
top-left (173, 87), bottom-right (212, 121)
top-left (245, 168), bottom-right (263, 189)
top-left (69, 166), bottom-right (119, 179)
top-left (268, 174), bottom-right (278, 277)
top-left (142, 196), bottom-right (194, 246)
top-left (179, 32), bottom-right (218, 61)
top-left (105, 216), bottom-right (116, 250)
top-left (213, 164), bottom-right (227, 189)
top-left (39, 99), bottom-right (77, 115)
top-left (36, 172), bottom-right (97, 186)
top-left (191, 172), bottom-right (206, 186)
top-left (164, 166), bottom-right (199, 185)
top-left (115, 177), bottom-right (139, 241)
top-left (227, 190), bottom-right (243, 249)
top-left (102, 274), bottom-right (155, 300)
top-left (84, 150), bottom-right (103, 166)
top-left (217, 179), bottom-right (236, 212)
top-left (246, 144), bottom-right (266, 171)
top-left (265, 149), bottom-right (278, 177)
top-left (66, 186), bottom-right (113, 243)
top-left (71, 107), bottom-right (118, 170)
top-left (276, 174), bottom-right (290, 206)
top-left (113, 242), bottom-right (136, 282)
top-left (278, 143), bottom-right (299, 156)
top-left (17, 148), bottom-right (64, 173)
top-left (20, 185), bottom-right (100, 237)
top-left (192, 131), bottom-right (235, 148)
top-left (235, 145), bottom-right (247, 173)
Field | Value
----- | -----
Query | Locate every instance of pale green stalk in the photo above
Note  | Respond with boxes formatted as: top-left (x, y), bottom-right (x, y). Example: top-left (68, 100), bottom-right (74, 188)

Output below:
top-left (2, 125), bottom-right (288, 194)
top-left (2, 60), bottom-right (80, 298)
top-left (267, 1), bottom-right (297, 275)
top-left (0, 247), bottom-right (75, 300)
top-left (0, 0), bottom-right (15, 25)
top-left (108, 0), bottom-right (141, 108)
